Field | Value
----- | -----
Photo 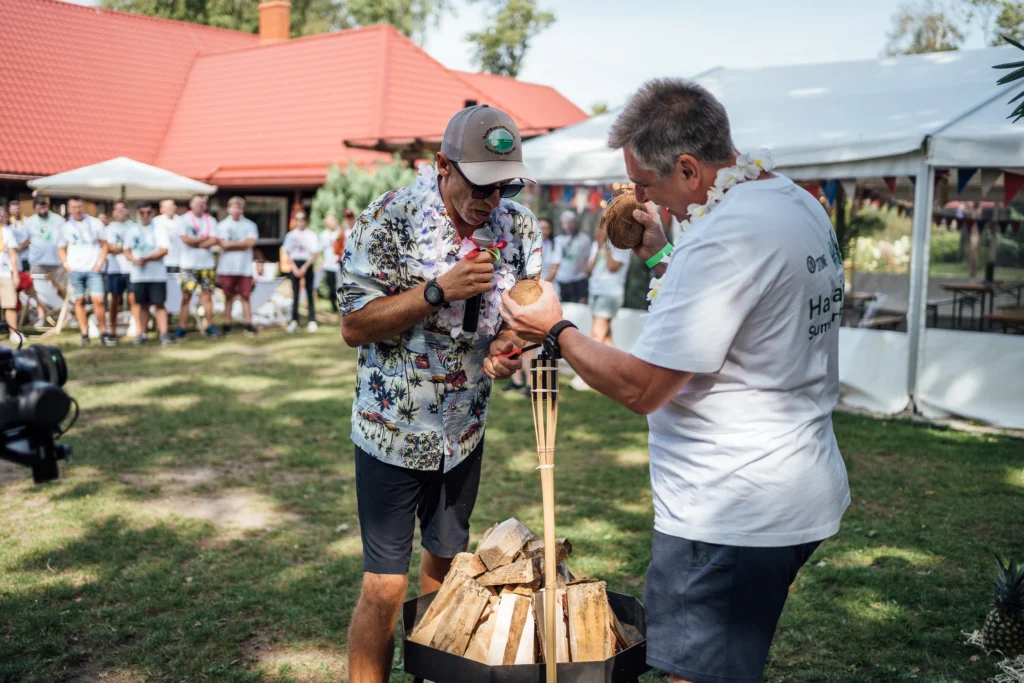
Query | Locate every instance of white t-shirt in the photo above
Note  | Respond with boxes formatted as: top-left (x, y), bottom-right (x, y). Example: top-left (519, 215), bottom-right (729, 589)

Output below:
top-left (180, 211), bottom-right (217, 270)
top-left (9, 219), bottom-right (28, 259)
top-left (540, 237), bottom-right (557, 280)
top-left (587, 242), bottom-right (631, 298)
top-left (124, 221), bottom-right (171, 282)
top-left (552, 233), bottom-right (591, 283)
top-left (104, 221), bottom-right (134, 274)
top-left (0, 227), bottom-right (17, 276)
top-left (631, 176), bottom-right (850, 547)
top-left (282, 229), bottom-right (321, 263)
top-left (320, 229), bottom-right (342, 272)
top-left (215, 216), bottom-right (259, 276)
top-left (26, 213), bottom-right (65, 266)
top-left (59, 216), bottom-right (106, 272)
top-left (153, 213), bottom-right (185, 268)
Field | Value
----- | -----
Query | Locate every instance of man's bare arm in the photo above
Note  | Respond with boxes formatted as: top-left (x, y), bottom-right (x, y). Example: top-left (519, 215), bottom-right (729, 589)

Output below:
top-left (341, 284), bottom-right (436, 347)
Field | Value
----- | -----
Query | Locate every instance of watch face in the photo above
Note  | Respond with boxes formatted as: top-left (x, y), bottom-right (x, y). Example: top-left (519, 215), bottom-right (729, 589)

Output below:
top-left (425, 281), bottom-right (443, 305)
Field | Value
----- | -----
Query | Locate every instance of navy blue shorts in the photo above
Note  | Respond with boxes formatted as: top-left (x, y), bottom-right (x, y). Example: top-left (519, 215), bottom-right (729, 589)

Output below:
top-left (105, 273), bottom-right (131, 297)
top-left (644, 531), bottom-right (821, 683)
top-left (355, 441), bottom-right (483, 575)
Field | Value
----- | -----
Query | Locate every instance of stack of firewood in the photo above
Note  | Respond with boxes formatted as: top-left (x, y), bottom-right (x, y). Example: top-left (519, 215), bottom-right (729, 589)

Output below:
top-left (409, 518), bottom-right (640, 665)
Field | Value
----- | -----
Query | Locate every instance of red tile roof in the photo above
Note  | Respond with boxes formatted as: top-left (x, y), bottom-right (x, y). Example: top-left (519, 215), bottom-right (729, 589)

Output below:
top-left (0, 0), bottom-right (257, 178)
top-left (1, 3), bottom-right (588, 188)
top-left (453, 71), bottom-right (588, 132)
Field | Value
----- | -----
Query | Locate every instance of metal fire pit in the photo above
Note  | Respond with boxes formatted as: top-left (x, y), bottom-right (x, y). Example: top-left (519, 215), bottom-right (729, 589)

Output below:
top-left (402, 590), bottom-right (650, 683)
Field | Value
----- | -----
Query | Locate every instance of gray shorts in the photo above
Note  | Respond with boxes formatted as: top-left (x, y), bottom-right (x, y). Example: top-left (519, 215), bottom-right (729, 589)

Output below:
top-left (589, 293), bottom-right (623, 320)
top-left (644, 531), bottom-right (821, 683)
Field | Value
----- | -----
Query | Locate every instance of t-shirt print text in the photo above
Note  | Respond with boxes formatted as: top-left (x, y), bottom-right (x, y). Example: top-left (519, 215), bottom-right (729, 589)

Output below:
top-left (808, 287), bottom-right (843, 340)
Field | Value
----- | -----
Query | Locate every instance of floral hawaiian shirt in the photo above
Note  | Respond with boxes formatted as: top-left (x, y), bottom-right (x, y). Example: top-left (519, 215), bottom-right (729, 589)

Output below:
top-left (340, 165), bottom-right (543, 472)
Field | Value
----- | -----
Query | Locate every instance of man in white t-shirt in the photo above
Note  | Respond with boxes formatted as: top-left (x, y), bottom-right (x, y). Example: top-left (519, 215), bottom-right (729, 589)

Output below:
top-left (25, 196), bottom-right (67, 321)
top-left (58, 198), bottom-right (110, 347)
top-left (586, 216), bottom-right (631, 346)
top-left (178, 195), bottom-right (220, 338)
top-left (215, 196), bottom-right (259, 334)
top-left (282, 210), bottom-right (321, 333)
top-left (0, 210), bottom-right (20, 341)
top-left (103, 201), bottom-right (135, 345)
top-left (500, 79), bottom-right (849, 683)
top-left (124, 201), bottom-right (173, 346)
top-left (320, 213), bottom-right (342, 317)
top-left (551, 210), bottom-right (591, 303)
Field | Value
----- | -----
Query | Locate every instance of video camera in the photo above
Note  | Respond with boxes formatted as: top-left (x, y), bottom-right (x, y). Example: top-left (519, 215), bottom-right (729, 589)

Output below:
top-left (0, 328), bottom-right (75, 483)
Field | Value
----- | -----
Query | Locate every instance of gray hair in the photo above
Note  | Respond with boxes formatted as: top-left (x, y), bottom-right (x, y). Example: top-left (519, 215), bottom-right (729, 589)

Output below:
top-left (559, 209), bottom-right (576, 225)
top-left (608, 78), bottom-right (735, 178)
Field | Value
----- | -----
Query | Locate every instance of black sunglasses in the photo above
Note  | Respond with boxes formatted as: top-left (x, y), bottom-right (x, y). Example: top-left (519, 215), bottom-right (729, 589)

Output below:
top-left (451, 162), bottom-right (524, 199)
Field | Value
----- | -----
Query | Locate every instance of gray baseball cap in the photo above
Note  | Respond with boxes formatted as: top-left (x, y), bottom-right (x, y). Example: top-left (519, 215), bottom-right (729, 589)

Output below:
top-left (441, 104), bottom-right (536, 186)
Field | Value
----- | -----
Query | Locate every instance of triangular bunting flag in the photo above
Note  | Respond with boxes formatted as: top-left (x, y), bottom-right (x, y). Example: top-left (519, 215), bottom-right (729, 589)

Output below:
top-left (884, 176), bottom-right (898, 195)
top-left (979, 169), bottom-right (1001, 199)
top-left (839, 179), bottom-right (856, 201)
top-left (1004, 172), bottom-right (1024, 204)
top-left (957, 168), bottom-right (978, 193)
top-left (909, 175), bottom-right (917, 186)
top-left (549, 184), bottom-right (561, 203)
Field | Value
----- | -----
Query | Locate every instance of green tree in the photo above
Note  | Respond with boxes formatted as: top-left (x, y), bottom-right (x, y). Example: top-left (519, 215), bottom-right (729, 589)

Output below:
top-left (884, 0), bottom-right (965, 55)
top-left (964, 0), bottom-right (1024, 44)
top-left (100, 0), bottom-right (449, 39)
top-left (309, 156), bottom-right (417, 232)
top-left (466, 0), bottom-right (555, 77)
top-left (995, 35), bottom-right (1024, 122)
top-left (590, 102), bottom-right (609, 116)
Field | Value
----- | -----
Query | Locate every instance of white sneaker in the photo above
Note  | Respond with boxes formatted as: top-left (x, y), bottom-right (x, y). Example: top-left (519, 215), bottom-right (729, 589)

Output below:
top-left (306, 321), bottom-right (318, 333)
top-left (33, 319), bottom-right (46, 330)
top-left (9, 332), bottom-right (20, 345)
top-left (569, 374), bottom-right (591, 391)
top-left (286, 320), bottom-right (298, 334)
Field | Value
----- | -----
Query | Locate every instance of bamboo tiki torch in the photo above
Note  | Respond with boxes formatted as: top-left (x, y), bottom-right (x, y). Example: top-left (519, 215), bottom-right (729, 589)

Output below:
top-left (530, 352), bottom-right (559, 681)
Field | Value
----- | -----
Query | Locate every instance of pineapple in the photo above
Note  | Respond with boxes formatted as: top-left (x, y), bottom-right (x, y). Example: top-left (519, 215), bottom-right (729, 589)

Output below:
top-left (981, 554), bottom-right (1024, 657)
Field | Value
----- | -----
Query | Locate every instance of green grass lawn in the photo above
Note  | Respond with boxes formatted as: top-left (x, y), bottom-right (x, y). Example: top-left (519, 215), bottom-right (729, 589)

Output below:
top-left (0, 330), bottom-right (1021, 683)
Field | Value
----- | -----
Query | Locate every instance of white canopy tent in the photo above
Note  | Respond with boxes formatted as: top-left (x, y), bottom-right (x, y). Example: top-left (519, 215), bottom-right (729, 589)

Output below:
top-left (522, 46), bottom-right (1024, 427)
top-left (28, 157), bottom-right (218, 201)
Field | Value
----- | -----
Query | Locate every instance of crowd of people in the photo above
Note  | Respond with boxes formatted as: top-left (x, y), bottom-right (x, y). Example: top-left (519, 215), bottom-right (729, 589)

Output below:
top-left (0, 195), bottom-right (358, 347)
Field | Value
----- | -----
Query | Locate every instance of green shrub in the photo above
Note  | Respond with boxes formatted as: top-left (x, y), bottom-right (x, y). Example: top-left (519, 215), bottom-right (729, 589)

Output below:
top-left (929, 229), bottom-right (961, 264)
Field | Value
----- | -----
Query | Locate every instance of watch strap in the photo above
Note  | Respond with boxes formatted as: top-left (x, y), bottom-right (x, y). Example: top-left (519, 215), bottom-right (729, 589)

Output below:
top-left (543, 320), bottom-right (578, 359)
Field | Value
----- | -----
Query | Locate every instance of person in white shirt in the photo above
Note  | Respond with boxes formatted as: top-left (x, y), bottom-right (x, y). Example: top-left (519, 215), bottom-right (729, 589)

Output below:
top-left (551, 210), bottom-right (591, 303)
top-left (155, 199), bottom-right (183, 275)
top-left (586, 214), bottom-right (631, 347)
top-left (320, 213), bottom-right (342, 317)
top-left (25, 196), bottom-right (67, 321)
top-left (124, 201), bottom-right (173, 346)
top-left (500, 79), bottom-right (849, 683)
top-left (215, 196), bottom-right (259, 334)
top-left (281, 210), bottom-right (321, 333)
top-left (178, 195), bottom-right (220, 338)
top-left (7, 199), bottom-right (29, 272)
top-left (103, 201), bottom-right (135, 346)
top-left (58, 197), bottom-right (110, 347)
top-left (0, 208), bottom-right (20, 341)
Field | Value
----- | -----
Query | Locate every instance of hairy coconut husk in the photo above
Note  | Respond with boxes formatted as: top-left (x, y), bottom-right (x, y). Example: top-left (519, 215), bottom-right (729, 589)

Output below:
top-left (604, 190), bottom-right (645, 249)
top-left (509, 279), bottom-right (543, 306)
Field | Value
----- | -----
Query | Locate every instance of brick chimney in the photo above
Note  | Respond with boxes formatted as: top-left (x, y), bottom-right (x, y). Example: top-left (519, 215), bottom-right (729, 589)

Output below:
top-left (258, 1), bottom-right (291, 44)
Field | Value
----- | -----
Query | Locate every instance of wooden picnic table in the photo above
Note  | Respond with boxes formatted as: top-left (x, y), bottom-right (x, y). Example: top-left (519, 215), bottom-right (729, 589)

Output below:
top-left (940, 281), bottom-right (1024, 331)
top-left (984, 307), bottom-right (1024, 333)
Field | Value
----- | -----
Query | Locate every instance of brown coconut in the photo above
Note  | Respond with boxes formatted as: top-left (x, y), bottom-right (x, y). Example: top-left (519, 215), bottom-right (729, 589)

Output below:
top-left (604, 190), bottom-right (646, 249)
top-left (508, 278), bottom-right (543, 306)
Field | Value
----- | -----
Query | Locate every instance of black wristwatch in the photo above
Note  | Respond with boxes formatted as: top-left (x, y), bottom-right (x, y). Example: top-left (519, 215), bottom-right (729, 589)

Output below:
top-left (424, 278), bottom-right (445, 307)
top-left (543, 320), bottom-right (577, 359)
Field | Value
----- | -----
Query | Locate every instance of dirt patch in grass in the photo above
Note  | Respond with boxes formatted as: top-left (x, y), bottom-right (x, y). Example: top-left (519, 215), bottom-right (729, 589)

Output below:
top-left (0, 460), bottom-right (25, 485)
top-left (252, 645), bottom-right (347, 682)
top-left (151, 488), bottom-right (300, 536)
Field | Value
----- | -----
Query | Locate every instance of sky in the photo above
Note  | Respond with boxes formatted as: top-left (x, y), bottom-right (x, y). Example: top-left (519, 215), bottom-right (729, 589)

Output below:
top-left (66, 0), bottom-right (991, 110)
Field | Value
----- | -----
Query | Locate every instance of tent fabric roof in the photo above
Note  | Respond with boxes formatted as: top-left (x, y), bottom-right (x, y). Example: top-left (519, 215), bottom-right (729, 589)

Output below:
top-left (1, 2), bottom-right (587, 188)
top-left (522, 46), bottom-right (1021, 184)
top-left (0, 0), bottom-right (258, 178)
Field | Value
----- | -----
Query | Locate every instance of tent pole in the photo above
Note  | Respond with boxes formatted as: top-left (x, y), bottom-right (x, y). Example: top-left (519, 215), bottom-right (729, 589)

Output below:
top-left (906, 155), bottom-right (935, 409)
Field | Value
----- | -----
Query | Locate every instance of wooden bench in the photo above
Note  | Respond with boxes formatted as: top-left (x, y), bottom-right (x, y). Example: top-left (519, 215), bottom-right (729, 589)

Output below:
top-left (859, 315), bottom-right (904, 331)
top-left (985, 308), bottom-right (1024, 333)
top-left (926, 298), bottom-right (956, 327)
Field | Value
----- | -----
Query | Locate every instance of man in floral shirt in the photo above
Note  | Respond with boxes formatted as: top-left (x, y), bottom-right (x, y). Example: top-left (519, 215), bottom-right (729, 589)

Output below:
top-left (340, 105), bottom-right (541, 681)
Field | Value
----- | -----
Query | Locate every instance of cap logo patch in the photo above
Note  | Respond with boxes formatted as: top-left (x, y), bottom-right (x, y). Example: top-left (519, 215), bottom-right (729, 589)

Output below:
top-left (484, 127), bottom-right (515, 155)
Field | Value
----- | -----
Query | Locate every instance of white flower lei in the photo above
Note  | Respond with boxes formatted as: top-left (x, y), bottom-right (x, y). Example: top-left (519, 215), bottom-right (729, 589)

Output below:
top-left (647, 149), bottom-right (775, 303)
top-left (412, 165), bottom-right (517, 341)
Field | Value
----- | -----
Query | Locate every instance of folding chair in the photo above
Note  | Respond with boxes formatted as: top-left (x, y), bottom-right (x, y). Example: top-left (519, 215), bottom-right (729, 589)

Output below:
top-left (24, 275), bottom-right (72, 338)
top-left (248, 277), bottom-right (286, 326)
